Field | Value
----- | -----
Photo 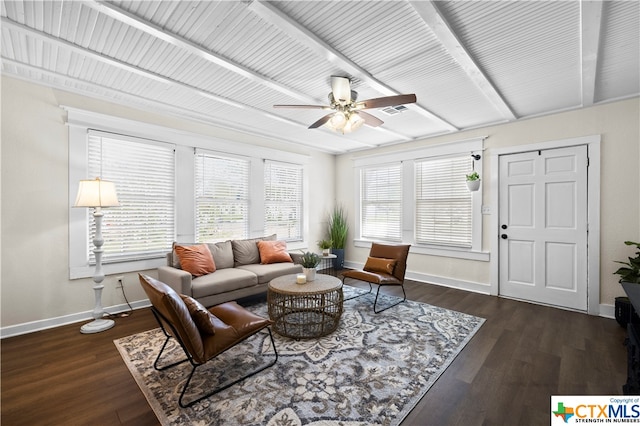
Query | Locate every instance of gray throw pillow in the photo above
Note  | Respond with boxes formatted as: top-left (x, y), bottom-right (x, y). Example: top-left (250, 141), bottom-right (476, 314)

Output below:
top-left (206, 240), bottom-right (234, 269)
top-left (232, 234), bottom-right (276, 266)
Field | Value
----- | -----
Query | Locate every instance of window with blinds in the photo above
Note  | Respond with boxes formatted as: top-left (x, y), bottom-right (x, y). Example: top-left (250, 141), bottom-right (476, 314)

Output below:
top-left (195, 152), bottom-right (250, 242)
top-left (415, 155), bottom-right (473, 247)
top-left (264, 161), bottom-right (303, 241)
top-left (87, 132), bottom-right (175, 263)
top-left (360, 164), bottom-right (402, 242)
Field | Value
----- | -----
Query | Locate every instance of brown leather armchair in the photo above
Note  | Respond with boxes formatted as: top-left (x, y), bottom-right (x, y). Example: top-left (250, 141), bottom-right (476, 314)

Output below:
top-left (138, 274), bottom-right (277, 408)
top-left (342, 243), bottom-right (411, 313)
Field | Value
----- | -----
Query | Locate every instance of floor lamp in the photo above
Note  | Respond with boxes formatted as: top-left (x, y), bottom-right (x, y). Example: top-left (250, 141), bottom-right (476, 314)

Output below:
top-left (74, 177), bottom-right (120, 334)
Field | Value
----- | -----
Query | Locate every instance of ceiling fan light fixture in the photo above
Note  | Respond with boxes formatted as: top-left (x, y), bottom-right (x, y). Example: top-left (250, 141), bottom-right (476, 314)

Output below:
top-left (274, 76), bottom-right (416, 133)
top-left (343, 112), bottom-right (365, 133)
top-left (328, 111), bottom-right (347, 130)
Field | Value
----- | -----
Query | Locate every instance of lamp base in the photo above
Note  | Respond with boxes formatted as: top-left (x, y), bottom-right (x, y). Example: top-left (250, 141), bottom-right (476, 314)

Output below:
top-left (80, 318), bottom-right (115, 334)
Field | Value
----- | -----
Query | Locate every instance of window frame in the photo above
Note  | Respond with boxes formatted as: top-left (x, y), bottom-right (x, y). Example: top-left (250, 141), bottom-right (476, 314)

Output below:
top-left (86, 130), bottom-right (176, 264)
top-left (414, 153), bottom-right (474, 248)
top-left (264, 160), bottom-right (304, 242)
top-left (194, 150), bottom-right (251, 242)
top-left (359, 163), bottom-right (403, 243)
top-left (353, 138), bottom-right (488, 261)
top-left (67, 107), bottom-right (310, 279)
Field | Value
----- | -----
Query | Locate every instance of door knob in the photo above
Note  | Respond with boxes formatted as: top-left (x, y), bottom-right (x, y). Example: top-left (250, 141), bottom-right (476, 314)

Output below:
top-left (501, 234), bottom-right (508, 239)
top-left (501, 224), bottom-right (508, 229)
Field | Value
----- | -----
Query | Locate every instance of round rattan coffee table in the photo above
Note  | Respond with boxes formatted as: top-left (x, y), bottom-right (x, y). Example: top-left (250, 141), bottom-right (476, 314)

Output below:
top-left (268, 274), bottom-right (343, 339)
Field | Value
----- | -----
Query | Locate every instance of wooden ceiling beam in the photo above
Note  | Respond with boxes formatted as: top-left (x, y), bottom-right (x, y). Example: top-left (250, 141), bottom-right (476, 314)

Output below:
top-left (1, 57), bottom-right (356, 153)
top-left (0, 17), bottom-right (312, 128)
top-left (83, 1), bottom-right (399, 146)
top-left (580, 1), bottom-right (604, 107)
top-left (410, 1), bottom-right (517, 121)
top-left (248, 0), bottom-right (458, 134)
top-left (84, 0), bottom-right (320, 105)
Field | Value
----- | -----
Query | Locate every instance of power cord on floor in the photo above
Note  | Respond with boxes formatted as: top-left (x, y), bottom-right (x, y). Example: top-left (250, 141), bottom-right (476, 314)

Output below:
top-left (104, 277), bottom-right (134, 319)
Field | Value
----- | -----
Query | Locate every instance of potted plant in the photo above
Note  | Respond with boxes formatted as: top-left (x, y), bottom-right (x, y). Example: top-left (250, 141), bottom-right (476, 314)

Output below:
top-left (615, 241), bottom-right (640, 313)
top-left (328, 205), bottom-right (348, 269)
top-left (466, 171), bottom-right (481, 192)
top-left (318, 239), bottom-right (332, 256)
top-left (300, 251), bottom-right (320, 281)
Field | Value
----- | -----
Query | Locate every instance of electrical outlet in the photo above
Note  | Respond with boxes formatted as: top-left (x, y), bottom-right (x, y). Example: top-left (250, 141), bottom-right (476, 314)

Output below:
top-left (116, 276), bottom-right (124, 288)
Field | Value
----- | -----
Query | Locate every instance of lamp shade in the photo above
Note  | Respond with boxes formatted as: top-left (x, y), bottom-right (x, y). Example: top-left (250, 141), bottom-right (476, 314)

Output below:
top-left (74, 177), bottom-right (120, 208)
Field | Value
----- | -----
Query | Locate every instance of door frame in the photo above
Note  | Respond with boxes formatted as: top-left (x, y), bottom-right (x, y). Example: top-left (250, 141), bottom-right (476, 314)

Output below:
top-left (489, 135), bottom-right (601, 315)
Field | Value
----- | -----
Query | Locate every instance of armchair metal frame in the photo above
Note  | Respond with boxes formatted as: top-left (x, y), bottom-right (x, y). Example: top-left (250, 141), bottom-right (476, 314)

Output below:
top-left (342, 243), bottom-right (411, 314)
top-left (343, 280), bottom-right (407, 314)
top-left (139, 273), bottom-right (277, 408)
top-left (150, 307), bottom-right (278, 408)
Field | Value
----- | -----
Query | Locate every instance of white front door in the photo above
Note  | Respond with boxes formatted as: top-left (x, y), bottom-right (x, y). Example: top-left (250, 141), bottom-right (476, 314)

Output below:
top-left (498, 145), bottom-right (588, 310)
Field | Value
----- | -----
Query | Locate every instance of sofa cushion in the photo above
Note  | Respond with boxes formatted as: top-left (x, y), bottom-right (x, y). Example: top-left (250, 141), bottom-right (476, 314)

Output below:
top-left (232, 234), bottom-right (276, 266)
top-left (257, 240), bottom-right (292, 264)
top-left (174, 244), bottom-right (216, 277)
top-left (363, 256), bottom-right (397, 275)
top-left (180, 294), bottom-right (218, 335)
top-left (190, 268), bottom-right (259, 299)
top-left (206, 240), bottom-right (234, 270)
top-left (237, 262), bottom-right (303, 284)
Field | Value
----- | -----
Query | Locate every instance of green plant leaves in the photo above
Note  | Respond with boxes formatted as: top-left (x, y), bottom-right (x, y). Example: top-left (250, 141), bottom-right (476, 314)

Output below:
top-left (615, 241), bottom-right (640, 283)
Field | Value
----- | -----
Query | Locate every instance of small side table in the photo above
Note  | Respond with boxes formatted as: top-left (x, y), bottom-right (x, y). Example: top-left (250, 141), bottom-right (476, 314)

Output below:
top-left (319, 253), bottom-right (337, 276)
top-left (268, 274), bottom-right (343, 339)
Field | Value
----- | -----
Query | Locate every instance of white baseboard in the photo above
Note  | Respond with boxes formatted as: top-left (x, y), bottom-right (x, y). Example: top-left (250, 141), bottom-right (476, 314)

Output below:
top-left (599, 303), bottom-right (615, 320)
top-left (0, 299), bottom-right (151, 339)
top-left (344, 261), bottom-right (618, 319)
top-left (2, 278), bottom-right (619, 339)
top-left (343, 261), bottom-right (492, 295)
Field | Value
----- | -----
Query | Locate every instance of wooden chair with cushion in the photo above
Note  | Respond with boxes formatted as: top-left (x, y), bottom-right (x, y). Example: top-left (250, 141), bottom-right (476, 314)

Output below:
top-left (342, 243), bottom-right (411, 313)
top-left (138, 274), bottom-right (277, 408)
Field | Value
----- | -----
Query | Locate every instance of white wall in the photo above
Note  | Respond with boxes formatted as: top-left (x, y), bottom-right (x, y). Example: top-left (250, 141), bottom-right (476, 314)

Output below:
top-left (0, 76), bottom-right (335, 334)
top-left (2, 74), bottom-right (638, 334)
top-left (337, 98), bottom-right (640, 311)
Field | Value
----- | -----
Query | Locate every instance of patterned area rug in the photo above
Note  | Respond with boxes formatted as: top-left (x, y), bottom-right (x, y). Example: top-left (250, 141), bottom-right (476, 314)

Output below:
top-left (114, 285), bottom-right (484, 425)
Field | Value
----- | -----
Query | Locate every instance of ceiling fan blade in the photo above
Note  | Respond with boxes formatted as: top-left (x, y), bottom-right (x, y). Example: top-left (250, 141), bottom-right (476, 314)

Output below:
top-left (356, 94), bottom-right (417, 110)
top-left (309, 113), bottom-right (334, 129)
top-left (331, 76), bottom-right (351, 105)
top-left (358, 111), bottom-right (384, 127)
top-left (274, 104), bottom-right (329, 109)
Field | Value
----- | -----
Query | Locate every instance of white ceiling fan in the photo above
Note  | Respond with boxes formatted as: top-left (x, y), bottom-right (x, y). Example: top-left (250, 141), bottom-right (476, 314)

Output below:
top-left (274, 76), bottom-right (417, 133)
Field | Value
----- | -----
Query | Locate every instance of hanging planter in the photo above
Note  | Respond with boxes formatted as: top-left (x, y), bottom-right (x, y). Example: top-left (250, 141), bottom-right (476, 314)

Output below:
top-left (466, 171), bottom-right (481, 192)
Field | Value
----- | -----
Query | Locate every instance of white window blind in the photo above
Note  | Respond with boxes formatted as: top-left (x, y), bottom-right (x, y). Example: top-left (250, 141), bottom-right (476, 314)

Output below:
top-left (264, 161), bottom-right (303, 241)
top-left (360, 164), bottom-right (402, 242)
top-left (195, 152), bottom-right (250, 242)
top-left (415, 155), bottom-right (473, 247)
top-left (87, 132), bottom-right (175, 263)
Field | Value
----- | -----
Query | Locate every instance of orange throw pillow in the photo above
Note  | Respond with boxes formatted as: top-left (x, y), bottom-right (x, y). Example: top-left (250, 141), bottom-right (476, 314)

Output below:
top-left (257, 240), bottom-right (292, 264)
top-left (174, 244), bottom-right (216, 277)
top-left (363, 257), bottom-right (397, 275)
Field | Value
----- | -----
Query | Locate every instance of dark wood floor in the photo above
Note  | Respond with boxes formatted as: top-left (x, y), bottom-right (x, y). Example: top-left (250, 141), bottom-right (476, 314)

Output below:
top-left (1, 278), bottom-right (627, 425)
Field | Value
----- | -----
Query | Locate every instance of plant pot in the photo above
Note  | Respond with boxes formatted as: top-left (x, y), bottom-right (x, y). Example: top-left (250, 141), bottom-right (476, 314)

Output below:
top-left (303, 267), bottom-right (316, 282)
top-left (616, 296), bottom-right (633, 328)
top-left (332, 248), bottom-right (345, 270)
top-left (466, 180), bottom-right (481, 192)
top-left (322, 248), bottom-right (331, 256)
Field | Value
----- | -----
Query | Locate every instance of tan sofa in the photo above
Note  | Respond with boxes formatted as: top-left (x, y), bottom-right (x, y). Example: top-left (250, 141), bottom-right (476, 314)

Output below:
top-left (157, 235), bottom-right (303, 307)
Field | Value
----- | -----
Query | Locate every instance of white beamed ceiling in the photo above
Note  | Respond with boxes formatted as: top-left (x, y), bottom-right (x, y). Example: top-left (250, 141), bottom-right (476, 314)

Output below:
top-left (1, 0), bottom-right (638, 153)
